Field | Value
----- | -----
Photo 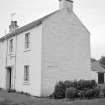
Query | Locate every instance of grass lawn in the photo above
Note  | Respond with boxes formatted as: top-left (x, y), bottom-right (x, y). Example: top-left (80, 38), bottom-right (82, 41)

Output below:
top-left (0, 90), bottom-right (105, 105)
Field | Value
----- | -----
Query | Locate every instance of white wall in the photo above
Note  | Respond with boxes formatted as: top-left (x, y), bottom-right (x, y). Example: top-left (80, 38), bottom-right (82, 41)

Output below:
top-left (41, 8), bottom-right (92, 96)
top-left (0, 33), bottom-right (18, 89)
top-left (15, 25), bottom-right (42, 96)
top-left (0, 40), bottom-right (7, 89)
top-left (91, 71), bottom-right (98, 82)
top-left (0, 24), bottom-right (42, 96)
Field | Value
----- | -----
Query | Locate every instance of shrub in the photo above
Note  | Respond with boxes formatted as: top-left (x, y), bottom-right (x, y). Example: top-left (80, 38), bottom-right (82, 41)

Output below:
top-left (102, 88), bottom-right (105, 97)
top-left (63, 80), bottom-right (97, 91)
top-left (65, 87), bottom-right (78, 99)
top-left (90, 80), bottom-right (97, 88)
top-left (93, 87), bottom-right (100, 97)
top-left (77, 80), bottom-right (97, 90)
top-left (85, 88), bottom-right (100, 98)
top-left (77, 90), bottom-right (85, 99)
top-left (85, 89), bottom-right (94, 98)
top-left (64, 80), bottom-right (72, 89)
top-left (63, 80), bottom-right (78, 89)
top-left (52, 80), bottom-right (97, 99)
top-left (53, 81), bottom-right (65, 99)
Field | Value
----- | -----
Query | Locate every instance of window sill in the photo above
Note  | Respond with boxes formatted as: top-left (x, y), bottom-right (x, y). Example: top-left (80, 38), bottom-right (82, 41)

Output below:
top-left (24, 49), bottom-right (31, 52)
top-left (23, 81), bottom-right (30, 85)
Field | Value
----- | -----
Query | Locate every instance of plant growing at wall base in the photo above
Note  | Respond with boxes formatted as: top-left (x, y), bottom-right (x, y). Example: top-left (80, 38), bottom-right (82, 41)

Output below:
top-left (53, 81), bottom-right (65, 99)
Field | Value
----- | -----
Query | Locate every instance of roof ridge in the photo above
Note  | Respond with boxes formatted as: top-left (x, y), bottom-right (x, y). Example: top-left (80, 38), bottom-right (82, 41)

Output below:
top-left (0, 10), bottom-right (59, 41)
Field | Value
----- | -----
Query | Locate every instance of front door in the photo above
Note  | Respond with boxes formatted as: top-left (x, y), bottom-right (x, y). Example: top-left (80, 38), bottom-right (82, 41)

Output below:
top-left (6, 67), bottom-right (12, 90)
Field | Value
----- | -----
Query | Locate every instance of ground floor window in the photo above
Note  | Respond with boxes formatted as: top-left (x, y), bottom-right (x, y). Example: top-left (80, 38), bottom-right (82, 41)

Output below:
top-left (98, 73), bottom-right (104, 84)
top-left (24, 65), bottom-right (29, 82)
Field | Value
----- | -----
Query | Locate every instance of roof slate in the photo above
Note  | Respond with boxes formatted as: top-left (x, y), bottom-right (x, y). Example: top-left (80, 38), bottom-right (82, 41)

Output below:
top-left (91, 61), bottom-right (105, 73)
top-left (0, 10), bottom-right (59, 41)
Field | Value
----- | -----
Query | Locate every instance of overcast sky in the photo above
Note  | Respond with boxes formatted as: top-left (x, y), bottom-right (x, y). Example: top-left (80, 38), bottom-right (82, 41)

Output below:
top-left (0, 0), bottom-right (105, 59)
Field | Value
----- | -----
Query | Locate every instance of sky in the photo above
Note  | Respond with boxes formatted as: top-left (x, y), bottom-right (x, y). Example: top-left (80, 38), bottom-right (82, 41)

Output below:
top-left (0, 0), bottom-right (105, 59)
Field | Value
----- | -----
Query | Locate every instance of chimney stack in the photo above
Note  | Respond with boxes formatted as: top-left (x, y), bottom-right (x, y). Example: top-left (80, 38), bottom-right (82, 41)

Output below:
top-left (59, 0), bottom-right (73, 11)
top-left (9, 21), bottom-right (19, 32)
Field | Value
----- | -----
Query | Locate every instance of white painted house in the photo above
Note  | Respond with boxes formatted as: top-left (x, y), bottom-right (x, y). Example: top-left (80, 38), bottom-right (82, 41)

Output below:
top-left (0, 0), bottom-right (94, 96)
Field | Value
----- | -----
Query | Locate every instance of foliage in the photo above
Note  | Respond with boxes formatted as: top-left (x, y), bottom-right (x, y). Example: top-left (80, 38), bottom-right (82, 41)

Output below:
top-left (99, 56), bottom-right (105, 67)
top-left (64, 80), bottom-right (97, 90)
top-left (77, 80), bottom-right (97, 90)
top-left (63, 80), bottom-right (72, 88)
top-left (65, 87), bottom-right (78, 99)
top-left (85, 88), bottom-right (100, 98)
top-left (52, 80), bottom-right (98, 99)
top-left (102, 88), bottom-right (105, 97)
top-left (53, 81), bottom-right (65, 99)
top-left (77, 90), bottom-right (85, 99)
top-left (91, 58), bottom-right (97, 63)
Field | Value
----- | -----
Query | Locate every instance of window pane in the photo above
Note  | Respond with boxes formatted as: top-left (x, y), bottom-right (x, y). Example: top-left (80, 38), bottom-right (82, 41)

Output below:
top-left (98, 73), bottom-right (104, 84)
top-left (25, 33), bottom-right (30, 49)
top-left (24, 65), bottom-right (29, 81)
top-left (9, 39), bottom-right (13, 52)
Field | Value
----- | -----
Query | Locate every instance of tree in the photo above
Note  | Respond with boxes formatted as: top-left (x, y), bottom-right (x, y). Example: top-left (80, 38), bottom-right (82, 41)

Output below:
top-left (91, 58), bottom-right (97, 63)
top-left (99, 56), bottom-right (105, 67)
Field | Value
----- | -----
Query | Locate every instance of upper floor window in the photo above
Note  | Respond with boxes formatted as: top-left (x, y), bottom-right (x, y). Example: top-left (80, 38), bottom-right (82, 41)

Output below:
top-left (25, 33), bottom-right (30, 49)
top-left (24, 65), bottom-right (30, 82)
top-left (9, 39), bottom-right (13, 52)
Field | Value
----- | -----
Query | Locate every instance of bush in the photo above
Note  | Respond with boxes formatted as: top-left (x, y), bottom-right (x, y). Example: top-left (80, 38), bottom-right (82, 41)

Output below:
top-left (77, 80), bottom-right (97, 90)
top-left (90, 80), bottom-right (97, 88)
top-left (64, 80), bottom-right (72, 88)
top-left (53, 81), bottom-right (65, 99)
top-left (93, 87), bottom-right (100, 97)
top-left (85, 88), bottom-right (100, 98)
top-left (85, 89), bottom-right (94, 98)
top-left (65, 87), bottom-right (78, 99)
top-left (102, 88), bottom-right (105, 97)
top-left (77, 90), bottom-right (86, 99)
top-left (64, 80), bottom-right (97, 90)
top-left (52, 80), bottom-right (97, 99)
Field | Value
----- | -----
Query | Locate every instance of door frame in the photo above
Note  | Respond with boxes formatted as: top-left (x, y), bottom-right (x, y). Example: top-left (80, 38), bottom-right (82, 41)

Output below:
top-left (6, 66), bottom-right (12, 90)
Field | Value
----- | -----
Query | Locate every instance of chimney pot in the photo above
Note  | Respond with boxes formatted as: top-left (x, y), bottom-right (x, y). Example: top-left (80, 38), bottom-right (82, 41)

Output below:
top-left (9, 21), bottom-right (19, 32)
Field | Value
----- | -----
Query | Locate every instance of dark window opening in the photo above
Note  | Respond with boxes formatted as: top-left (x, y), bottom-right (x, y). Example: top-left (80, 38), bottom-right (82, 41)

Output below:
top-left (25, 33), bottom-right (30, 49)
top-left (24, 65), bottom-right (29, 82)
top-left (98, 73), bottom-right (104, 84)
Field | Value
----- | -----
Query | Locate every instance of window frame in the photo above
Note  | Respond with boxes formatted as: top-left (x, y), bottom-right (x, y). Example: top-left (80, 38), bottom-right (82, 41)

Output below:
top-left (25, 33), bottom-right (30, 49)
top-left (24, 65), bottom-right (30, 82)
top-left (9, 39), bottom-right (13, 53)
top-left (98, 73), bottom-right (104, 84)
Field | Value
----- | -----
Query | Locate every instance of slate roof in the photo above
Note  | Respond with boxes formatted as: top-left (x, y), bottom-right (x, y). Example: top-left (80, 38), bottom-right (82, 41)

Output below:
top-left (91, 61), bottom-right (105, 73)
top-left (0, 10), bottom-right (59, 41)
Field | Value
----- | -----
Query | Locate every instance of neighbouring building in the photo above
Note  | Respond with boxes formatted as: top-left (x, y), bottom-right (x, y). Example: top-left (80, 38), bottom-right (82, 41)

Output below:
top-left (0, 0), bottom-right (94, 96)
top-left (91, 60), bottom-right (105, 84)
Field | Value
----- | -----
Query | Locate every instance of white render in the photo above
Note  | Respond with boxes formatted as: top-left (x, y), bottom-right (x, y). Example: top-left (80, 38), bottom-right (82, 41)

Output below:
top-left (0, 25), bottom-right (42, 96)
top-left (41, 9), bottom-right (92, 96)
top-left (0, 0), bottom-right (93, 96)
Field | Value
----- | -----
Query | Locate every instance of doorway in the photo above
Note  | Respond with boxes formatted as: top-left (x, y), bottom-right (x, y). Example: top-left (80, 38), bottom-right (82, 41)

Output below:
top-left (6, 67), bottom-right (12, 90)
